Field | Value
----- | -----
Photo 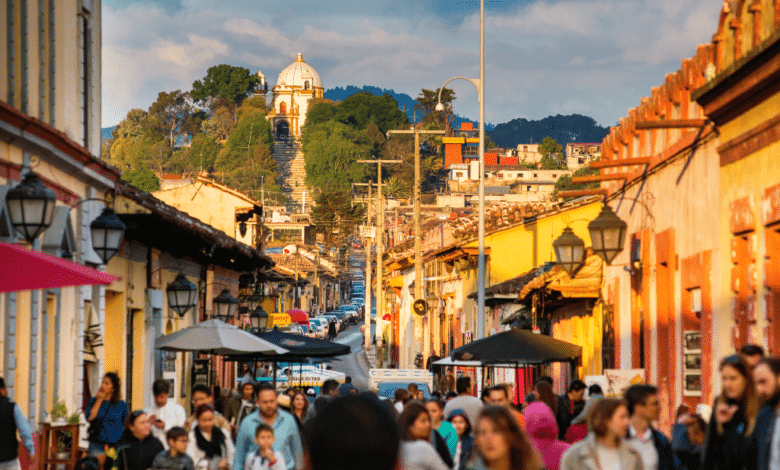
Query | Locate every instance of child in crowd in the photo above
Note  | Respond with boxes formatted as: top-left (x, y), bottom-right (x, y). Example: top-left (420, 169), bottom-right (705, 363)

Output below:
top-left (243, 424), bottom-right (285, 470)
top-left (152, 427), bottom-right (195, 470)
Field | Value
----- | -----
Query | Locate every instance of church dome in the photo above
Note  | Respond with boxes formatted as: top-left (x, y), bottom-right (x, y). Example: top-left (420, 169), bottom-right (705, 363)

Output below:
top-left (276, 52), bottom-right (322, 89)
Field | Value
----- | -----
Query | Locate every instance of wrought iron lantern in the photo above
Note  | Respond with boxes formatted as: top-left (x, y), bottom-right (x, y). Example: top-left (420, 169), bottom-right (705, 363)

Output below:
top-left (553, 227), bottom-right (585, 277)
top-left (166, 273), bottom-right (197, 317)
top-left (249, 305), bottom-right (268, 332)
top-left (5, 171), bottom-right (56, 242)
top-left (588, 204), bottom-right (628, 265)
top-left (90, 208), bottom-right (126, 264)
top-left (213, 289), bottom-right (238, 323)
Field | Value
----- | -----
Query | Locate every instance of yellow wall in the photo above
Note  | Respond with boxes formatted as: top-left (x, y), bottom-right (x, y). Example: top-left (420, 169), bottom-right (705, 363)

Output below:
top-left (154, 183), bottom-right (254, 238)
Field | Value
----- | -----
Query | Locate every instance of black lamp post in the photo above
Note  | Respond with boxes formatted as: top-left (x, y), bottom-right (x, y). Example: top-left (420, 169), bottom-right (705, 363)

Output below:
top-left (166, 273), bottom-right (197, 317)
top-left (90, 208), bottom-right (126, 264)
top-left (249, 305), bottom-right (268, 332)
top-left (588, 204), bottom-right (628, 265)
top-left (553, 227), bottom-right (586, 277)
top-left (213, 289), bottom-right (238, 323)
top-left (5, 171), bottom-right (56, 242)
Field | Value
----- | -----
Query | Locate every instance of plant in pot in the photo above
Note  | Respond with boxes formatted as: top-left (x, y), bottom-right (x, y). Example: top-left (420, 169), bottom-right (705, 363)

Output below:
top-left (55, 430), bottom-right (72, 460)
top-left (50, 402), bottom-right (68, 425)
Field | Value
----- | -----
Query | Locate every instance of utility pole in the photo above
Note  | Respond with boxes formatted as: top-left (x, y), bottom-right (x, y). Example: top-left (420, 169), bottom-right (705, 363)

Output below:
top-left (358, 159), bottom-right (402, 368)
top-left (386, 127), bottom-right (445, 366)
top-left (354, 182), bottom-right (384, 351)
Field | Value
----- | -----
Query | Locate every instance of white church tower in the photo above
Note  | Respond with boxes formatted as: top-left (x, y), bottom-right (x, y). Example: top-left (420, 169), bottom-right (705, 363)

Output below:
top-left (256, 53), bottom-right (324, 210)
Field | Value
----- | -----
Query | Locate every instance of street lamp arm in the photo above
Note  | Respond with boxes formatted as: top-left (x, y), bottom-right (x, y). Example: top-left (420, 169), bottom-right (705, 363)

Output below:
top-left (436, 77), bottom-right (483, 110)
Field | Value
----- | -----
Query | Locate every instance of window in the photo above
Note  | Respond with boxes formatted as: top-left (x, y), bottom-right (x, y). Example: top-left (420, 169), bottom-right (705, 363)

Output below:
top-left (533, 174), bottom-right (537, 178)
top-left (279, 102), bottom-right (286, 114)
top-left (304, 81), bottom-right (310, 90)
top-left (552, 174), bottom-right (557, 178)
top-left (526, 185), bottom-right (531, 191)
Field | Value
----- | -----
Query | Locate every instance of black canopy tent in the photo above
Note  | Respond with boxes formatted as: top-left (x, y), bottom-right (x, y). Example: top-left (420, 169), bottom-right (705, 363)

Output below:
top-left (451, 327), bottom-right (582, 399)
top-left (226, 328), bottom-right (351, 389)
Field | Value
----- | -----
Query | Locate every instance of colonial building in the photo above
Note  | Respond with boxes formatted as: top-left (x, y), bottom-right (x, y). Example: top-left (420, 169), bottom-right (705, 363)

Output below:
top-left (256, 53), bottom-right (324, 208)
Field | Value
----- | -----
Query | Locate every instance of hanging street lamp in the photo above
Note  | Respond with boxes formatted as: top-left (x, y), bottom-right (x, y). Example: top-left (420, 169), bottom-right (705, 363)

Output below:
top-left (90, 208), bottom-right (126, 264)
top-left (588, 204), bottom-right (628, 265)
top-left (213, 289), bottom-right (238, 323)
top-left (553, 227), bottom-right (586, 277)
top-left (5, 171), bottom-right (56, 242)
top-left (249, 305), bottom-right (268, 332)
top-left (166, 273), bottom-right (198, 317)
top-left (247, 284), bottom-right (265, 312)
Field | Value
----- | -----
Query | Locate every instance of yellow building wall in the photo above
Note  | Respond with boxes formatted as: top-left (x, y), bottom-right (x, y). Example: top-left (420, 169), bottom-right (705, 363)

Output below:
top-left (154, 184), bottom-right (253, 237)
top-left (14, 291), bottom-right (31, 411)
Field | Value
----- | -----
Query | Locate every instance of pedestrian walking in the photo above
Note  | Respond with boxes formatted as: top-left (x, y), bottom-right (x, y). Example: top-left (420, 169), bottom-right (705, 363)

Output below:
top-left (147, 379), bottom-right (187, 449)
top-left (425, 399), bottom-right (457, 459)
top-left (187, 405), bottom-right (234, 470)
top-left (557, 380), bottom-right (587, 440)
top-left (327, 320), bottom-right (337, 341)
top-left (85, 372), bottom-right (129, 458)
top-left (398, 401), bottom-right (450, 470)
top-left (525, 402), bottom-right (570, 470)
top-left (740, 344), bottom-right (765, 369)
top-left (233, 383), bottom-right (303, 470)
top-left (242, 424), bottom-right (284, 470)
top-left (0, 377), bottom-right (35, 470)
top-left (442, 377), bottom-right (484, 432)
top-left (624, 384), bottom-right (674, 470)
top-left (486, 384), bottom-right (526, 430)
top-left (439, 368), bottom-right (455, 395)
top-left (224, 377), bottom-right (257, 440)
top-left (671, 414), bottom-right (705, 470)
top-left (469, 405), bottom-right (542, 470)
top-left (289, 391), bottom-right (308, 426)
top-left (305, 394), bottom-right (399, 470)
top-left (448, 409), bottom-right (474, 470)
top-left (186, 384), bottom-right (232, 437)
top-left (151, 427), bottom-right (195, 470)
top-left (560, 398), bottom-right (642, 470)
top-left (751, 356), bottom-right (780, 470)
top-left (305, 379), bottom-right (339, 422)
top-left (701, 354), bottom-right (760, 470)
top-left (395, 388), bottom-right (410, 414)
top-left (111, 410), bottom-right (165, 470)
top-left (564, 396), bottom-right (602, 444)
top-left (337, 376), bottom-right (357, 396)
top-left (524, 376), bottom-right (554, 408)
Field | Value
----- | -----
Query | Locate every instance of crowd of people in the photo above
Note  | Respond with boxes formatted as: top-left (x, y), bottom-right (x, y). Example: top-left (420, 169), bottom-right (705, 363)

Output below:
top-left (5, 344), bottom-right (780, 470)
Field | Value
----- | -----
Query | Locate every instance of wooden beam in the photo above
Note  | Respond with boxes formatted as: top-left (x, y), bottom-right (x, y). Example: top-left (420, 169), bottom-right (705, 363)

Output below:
top-left (558, 189), bottom-right (608, 198)
top-left (634, 119), bottom-right (708, 129)
top-left (571, 173), bottom-right (630, 184)
top-left (588, 157), bottom-right (652, 169)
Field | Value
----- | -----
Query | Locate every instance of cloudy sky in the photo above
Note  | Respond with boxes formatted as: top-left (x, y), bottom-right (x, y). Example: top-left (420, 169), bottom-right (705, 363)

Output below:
top-left (102, 0), bottom-right (720, 129)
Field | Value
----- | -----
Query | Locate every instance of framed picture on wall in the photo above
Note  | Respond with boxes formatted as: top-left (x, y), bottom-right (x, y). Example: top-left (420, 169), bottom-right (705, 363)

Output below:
top-left (683, 330), bottom-right (702, 396)
top-left (684, 332), bottom-right (701, 351)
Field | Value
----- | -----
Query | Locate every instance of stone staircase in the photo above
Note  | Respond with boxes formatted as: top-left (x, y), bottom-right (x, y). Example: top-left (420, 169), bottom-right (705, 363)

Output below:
top-left (273, 139), bottom-right (312, 209)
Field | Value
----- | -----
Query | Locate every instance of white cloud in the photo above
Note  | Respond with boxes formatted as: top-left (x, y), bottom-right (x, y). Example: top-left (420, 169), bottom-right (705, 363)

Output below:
top-left (102, 0), bottom-right (721, 129)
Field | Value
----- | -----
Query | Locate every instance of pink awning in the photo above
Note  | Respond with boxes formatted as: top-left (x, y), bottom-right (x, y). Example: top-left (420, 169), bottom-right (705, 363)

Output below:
top-left (0, 240), bottom-right (117, 292)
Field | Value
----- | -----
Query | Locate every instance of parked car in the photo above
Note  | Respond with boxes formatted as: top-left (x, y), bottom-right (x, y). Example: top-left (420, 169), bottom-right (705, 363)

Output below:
top-left (314, 317), bottom-right (329, 339)
top-left (370, 307), bottom-right (376, 323)
top-left (299, 323), bottom-right (314, 338)
top-left (308, 321), bottom-right (321, 339)
top-left (322, 314), bottom-right (341, 332)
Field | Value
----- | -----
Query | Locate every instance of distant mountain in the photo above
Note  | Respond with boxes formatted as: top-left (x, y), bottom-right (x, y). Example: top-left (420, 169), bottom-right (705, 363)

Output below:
top-left (488, 114), bottom-right (609, 149)
top-left (325, 85), bottom-right (495, 131)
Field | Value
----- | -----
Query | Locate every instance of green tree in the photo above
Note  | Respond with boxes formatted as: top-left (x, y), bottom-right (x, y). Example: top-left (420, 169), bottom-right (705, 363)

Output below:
top-left (214, 107), bottom-right (276, 192)
top-left (148, 90), bottom-right (193, 146)
top-left (415, 87), bottom-right (456, 130)
top-left (121, 168), bottom-right (160, 192)
top-left (302, 120), bottom-right (372, 190)
top-left (191, 64), bottom-right (259, 116)
top-left (553, 166), bottom-right (600, 200)
top-left (310, 184), bottom-right (366, 246)
top-left (538, 136), bottom-right (564, 158)
top-left (384, 175), bottom-right (410, 198)
top-left (188, 133), bottom-right (222, 172)
top-left (539, 155), bottom-right (566, 170)
top-left (202, 106), bottom-right (236, 141)
top-left (305, 92), bottom-right (408, 134)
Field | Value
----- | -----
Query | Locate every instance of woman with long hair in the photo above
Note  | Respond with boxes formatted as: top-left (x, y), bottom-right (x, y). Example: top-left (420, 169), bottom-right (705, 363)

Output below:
top-left (290, 390), bottom-right (309, 424)
top-left (398, 401), bottom-right (450, 470)
top-left (560, 398), bottom-right (642, 470)
top-left (471, 406), bottom-right (542, 470)
top-left (112, 410), bottom-right (165, 470)
top-left (448, 409), bottom-right (474, 470)
top-left (85, 372), bottom-right (128, 458)
top-left (535, 381), bottom-right (559, 416)
top-left (701, 354), bottom-right (760, 470)
top-left (186, 405), bottom-right (235, 470)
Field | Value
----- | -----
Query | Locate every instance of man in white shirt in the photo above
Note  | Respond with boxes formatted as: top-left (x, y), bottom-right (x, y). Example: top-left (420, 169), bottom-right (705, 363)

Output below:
top-left (146, 379), bottom-right (186, 449)
top-left (624, 384), bottom-right (673, 470)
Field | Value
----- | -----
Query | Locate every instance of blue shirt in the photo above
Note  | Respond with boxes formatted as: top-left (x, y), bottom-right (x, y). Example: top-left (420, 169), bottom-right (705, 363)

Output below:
top-left (233, 409), bottom-right (302, 470)
top-left (85, 398), bottom-right (128, 445)
top-left (14, 403), bottom-right (34, 457)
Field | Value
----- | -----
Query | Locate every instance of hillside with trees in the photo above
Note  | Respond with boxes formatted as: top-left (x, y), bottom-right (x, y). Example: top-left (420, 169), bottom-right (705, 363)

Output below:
top-left (488, 114), bottom-right (609, 149)
top-left (104, 65), bottom-right (281, 199)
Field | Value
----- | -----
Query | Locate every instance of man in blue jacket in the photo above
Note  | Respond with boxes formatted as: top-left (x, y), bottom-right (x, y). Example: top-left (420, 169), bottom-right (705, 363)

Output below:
top-left (624, 384), bottom-right (674, 470)
top-left (752, 356), bottom-right (780, 470)
top-left (233, 383), bottom-right (303, 470)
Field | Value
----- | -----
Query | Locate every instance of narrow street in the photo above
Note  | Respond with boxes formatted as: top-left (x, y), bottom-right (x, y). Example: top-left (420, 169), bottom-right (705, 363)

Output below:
top-left (324, 322), bottom-right (374, 392)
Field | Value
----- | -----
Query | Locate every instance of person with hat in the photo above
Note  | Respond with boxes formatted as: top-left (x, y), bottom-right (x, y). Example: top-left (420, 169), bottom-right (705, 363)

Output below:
top-left (224, 377), bottom-right (257, 440)
top-left (447, 408), bottom-right (474, 470)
